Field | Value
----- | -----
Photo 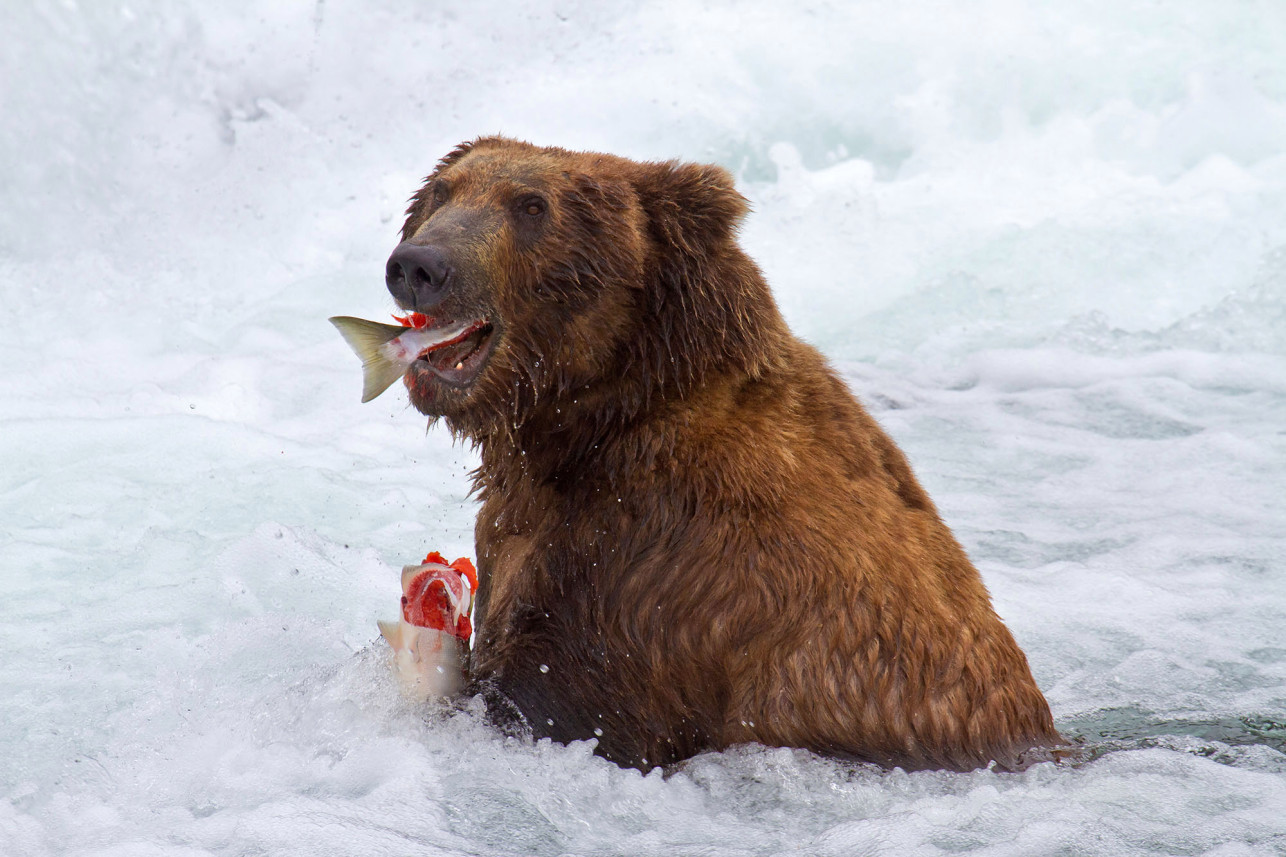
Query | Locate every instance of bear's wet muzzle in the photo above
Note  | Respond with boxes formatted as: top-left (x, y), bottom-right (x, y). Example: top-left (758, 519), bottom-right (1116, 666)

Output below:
top-left (386, 241), bottom-right (453, 312)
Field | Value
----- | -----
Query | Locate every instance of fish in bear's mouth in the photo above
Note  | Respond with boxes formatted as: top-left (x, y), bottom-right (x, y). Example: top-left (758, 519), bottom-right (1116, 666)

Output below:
top-left (327, 312), bottom-right (498, 402)
top-left (410, 318), bottom-right (496, 387)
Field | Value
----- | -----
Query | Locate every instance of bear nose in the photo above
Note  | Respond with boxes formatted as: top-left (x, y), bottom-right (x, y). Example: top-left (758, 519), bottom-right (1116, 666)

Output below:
top-left (386, 242), bottom-right (453, 311)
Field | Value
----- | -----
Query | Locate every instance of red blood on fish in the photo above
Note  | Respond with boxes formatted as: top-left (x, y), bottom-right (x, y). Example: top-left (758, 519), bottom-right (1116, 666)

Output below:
top-left (400, 554), bottom-right (477, 638)
top-left (420, 551), bottom-right (479, 591)
top-left (392, 312), bottom-right (431, 329)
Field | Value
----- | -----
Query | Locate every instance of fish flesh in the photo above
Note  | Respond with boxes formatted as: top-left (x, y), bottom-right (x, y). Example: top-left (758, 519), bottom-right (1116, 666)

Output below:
top-left (329, 314), bottom-right (482, 402)
top-left (377, 552), bottom-right (477, 701)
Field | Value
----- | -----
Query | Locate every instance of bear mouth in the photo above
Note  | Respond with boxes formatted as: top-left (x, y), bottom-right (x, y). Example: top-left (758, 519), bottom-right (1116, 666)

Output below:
top-left (411, 319), bottom-right (496, 388)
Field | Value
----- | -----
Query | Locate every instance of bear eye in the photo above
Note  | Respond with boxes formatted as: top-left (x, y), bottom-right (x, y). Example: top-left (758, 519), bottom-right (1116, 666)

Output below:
top-left (431, 182), bottom-right (449, 206)
top-left (520, 196), bottom-right (547, 218)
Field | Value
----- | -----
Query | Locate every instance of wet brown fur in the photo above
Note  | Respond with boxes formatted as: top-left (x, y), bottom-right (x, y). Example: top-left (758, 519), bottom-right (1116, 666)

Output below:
top-left (396, 137), bottom-right (1061, 771)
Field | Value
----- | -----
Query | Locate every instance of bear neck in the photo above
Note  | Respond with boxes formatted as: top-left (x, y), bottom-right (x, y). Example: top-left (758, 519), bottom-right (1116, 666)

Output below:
top-left (472, 256), bottom-right (794, 491)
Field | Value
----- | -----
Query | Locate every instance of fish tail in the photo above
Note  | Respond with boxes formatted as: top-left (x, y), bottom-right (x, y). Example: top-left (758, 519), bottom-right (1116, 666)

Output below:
top-left (377, 619), bottom-right (404, 649)
top-left (328, 316), bottom-right (407, 402)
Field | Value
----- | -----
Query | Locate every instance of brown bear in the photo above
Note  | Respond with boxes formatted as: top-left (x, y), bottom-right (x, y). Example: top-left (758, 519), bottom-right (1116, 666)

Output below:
top-left (382, 136), bottom-right (1061, 772)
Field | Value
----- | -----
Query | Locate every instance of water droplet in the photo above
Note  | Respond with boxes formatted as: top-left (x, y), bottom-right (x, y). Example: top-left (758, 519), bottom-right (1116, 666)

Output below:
top-left (539, 663), bottom-right (550, 674)
top-left (593, 727), bottom-right (603, 737)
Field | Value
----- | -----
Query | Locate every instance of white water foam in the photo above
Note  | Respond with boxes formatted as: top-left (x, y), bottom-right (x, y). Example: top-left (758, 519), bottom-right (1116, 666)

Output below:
top-left (3, 1), bottom-right (1284, 854)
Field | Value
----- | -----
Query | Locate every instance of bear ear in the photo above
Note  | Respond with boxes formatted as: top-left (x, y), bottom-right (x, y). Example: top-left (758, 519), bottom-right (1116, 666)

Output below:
top-left (634, 161), bottom-right (749, 253)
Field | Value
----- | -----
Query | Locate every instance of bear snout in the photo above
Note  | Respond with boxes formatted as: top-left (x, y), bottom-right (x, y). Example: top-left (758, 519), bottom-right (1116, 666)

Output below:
top-left (386, 241), bottom-right (453, 312)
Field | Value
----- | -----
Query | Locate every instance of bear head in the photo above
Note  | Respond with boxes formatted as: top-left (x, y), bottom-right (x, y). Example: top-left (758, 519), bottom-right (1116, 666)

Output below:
top-left (390, 137), bottom-right (785, 445)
